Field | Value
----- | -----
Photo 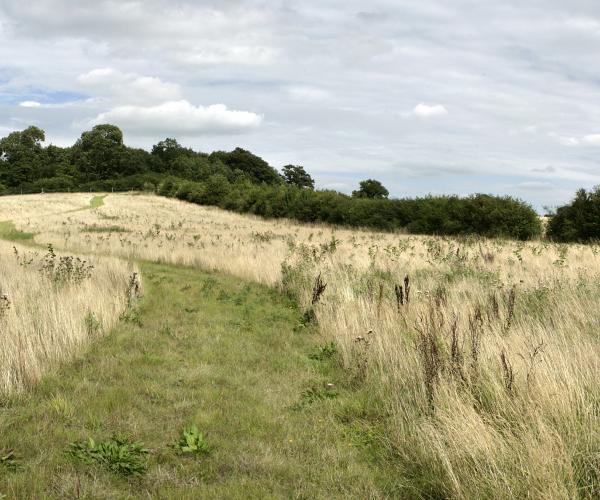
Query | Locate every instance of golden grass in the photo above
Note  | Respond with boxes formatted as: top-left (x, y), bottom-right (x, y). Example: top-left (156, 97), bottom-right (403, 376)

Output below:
top-left (0, 231), bottom-right (137, 396)
top-left (2, 192), bottom-right (600, 497)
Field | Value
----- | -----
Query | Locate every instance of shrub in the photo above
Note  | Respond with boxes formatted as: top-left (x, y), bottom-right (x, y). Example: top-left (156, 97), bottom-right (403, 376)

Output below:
top-left (547, 187), bottom-right (600, 242)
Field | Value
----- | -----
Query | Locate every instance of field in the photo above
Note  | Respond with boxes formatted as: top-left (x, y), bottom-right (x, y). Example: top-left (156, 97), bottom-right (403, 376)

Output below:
top-left (1, 193), bottom-right (600, 498)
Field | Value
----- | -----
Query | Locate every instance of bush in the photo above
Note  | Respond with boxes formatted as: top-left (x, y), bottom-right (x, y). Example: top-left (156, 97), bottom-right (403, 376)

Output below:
top-left (547, 187), bottom-right (600, 242)
top-left (157, 178), bottom-right (541, 240)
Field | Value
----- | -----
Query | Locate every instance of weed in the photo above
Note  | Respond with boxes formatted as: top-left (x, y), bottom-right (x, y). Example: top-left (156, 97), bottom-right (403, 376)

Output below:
top-left (125, 272), bottom-right (142, 308)
top-left (293, 383), bottom-right (339, 410)
top-left (174, 425), bottom-right (210, 455)
top-left (311, 273), bottom-right (327, 305)
top-left (68, 436), bottom-right (149, 476)
top-left (40, 244), bottom-right (94, 285)
top-left (309, 342), bottom-right (337, 361)
top-left (0, 293), bottom-right (10, 319)
top-left (159, 323), bottom-right (172, 336)
top-left (84, 311), bottom-right (102, 337)
top-left (120, 307), bottom-right (142, 326)
top-left (415, 306), bottom-right (444, 407)
top-left (503, 286), bottom-right (516, 333)
top-left (297, 309), bottom-right (317, 329)
top-left (500, 350), bottom-right (514, 393)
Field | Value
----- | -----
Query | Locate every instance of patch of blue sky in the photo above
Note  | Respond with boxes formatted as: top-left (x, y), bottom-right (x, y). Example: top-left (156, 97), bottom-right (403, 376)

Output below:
top-left (0, 88), bottom-right (88, 105)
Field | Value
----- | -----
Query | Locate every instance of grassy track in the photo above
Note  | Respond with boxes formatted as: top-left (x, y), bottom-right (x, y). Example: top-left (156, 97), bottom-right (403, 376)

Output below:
top-left (0, 262), bottom-right (381, 498)
top-left (0, 221), bottom-right (35, 242)
top-left (89, 195), bottom-right (106, 209)
top-left (0, 195), bottom-right (103, 243)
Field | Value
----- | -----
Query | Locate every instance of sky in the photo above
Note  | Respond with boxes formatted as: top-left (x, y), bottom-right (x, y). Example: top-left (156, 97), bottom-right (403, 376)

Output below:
top-left (2, 1), bottom-right (600, 211)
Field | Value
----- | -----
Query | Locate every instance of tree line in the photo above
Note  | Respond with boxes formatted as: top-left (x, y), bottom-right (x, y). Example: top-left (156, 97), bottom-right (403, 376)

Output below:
top-left (0, 124), bottom-right (549, 240)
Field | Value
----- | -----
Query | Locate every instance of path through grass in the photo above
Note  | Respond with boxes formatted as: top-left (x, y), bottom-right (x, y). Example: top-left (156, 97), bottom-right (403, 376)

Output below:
top-left (0, 262), bottom-right (382, 498)
top-left (0, 221), bottom-right (35, 242)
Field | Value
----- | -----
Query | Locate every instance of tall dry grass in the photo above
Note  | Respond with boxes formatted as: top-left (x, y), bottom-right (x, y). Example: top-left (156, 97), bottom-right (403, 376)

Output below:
top-left (0, 239), bottom-right (137, 395)
top-left (2, 192), bottom-right (600, 496)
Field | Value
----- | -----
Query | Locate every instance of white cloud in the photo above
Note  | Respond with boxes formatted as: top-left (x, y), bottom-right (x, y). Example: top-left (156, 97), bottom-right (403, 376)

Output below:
top-left (582, 134), bottom-right (600, 145)
top-left (176, 45), bottom-right (278, 66)
top-left (551, 132), bottom-right (600, 147)
top-left (557, 135), bottom-right (580, 146)
top-left (566, 17), bottom-right (600, 35)
top-left (515, 181), bottom-right (554, 191)
top-left (287, 86), bottom-right (330, 102)
top-left (19, 100), bottom-right (41, 107)
top-left (89, 100), bottom-right (263, 136)
top-left (413, 103), bottom-right (448, 118)
top-left (77, 68), bottom-right (182, 104)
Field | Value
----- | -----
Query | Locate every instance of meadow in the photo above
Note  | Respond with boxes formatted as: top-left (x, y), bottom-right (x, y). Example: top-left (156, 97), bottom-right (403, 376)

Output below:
top-left (1, 192), bottom-right (600, 498)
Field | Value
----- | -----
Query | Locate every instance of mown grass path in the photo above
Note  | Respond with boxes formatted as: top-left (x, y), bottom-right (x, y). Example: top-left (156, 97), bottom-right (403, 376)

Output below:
top-left (0, 262), bottom-right (382, 498)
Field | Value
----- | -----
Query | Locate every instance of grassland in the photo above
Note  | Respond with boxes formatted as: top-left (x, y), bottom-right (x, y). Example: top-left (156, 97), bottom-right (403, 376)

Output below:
top-left (0, 242), bottom-right (134, 396)
top-left (1, 192), bottom-right (600, 497)
top-left (1, 262), bottom-right (381, 498)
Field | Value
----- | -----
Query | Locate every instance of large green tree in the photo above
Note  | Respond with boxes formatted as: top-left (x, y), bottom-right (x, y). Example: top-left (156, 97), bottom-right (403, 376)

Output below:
top-left (0, 126), bottom-right (46, 187)
top-left (352, 179), bottom-right (389, 199)
top-left (209, 148), bottom-right (281, 185)
top-left (71, 124), bottom-right (127, 181)
top-left (547, 187), bottom-right (600, 242)
top-left (281, 164), bottom-right (314, 189)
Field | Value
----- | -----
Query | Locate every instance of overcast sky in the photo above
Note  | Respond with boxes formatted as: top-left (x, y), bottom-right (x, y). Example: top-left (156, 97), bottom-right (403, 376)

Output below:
top-left (2, 1), bottom-right (600, 210)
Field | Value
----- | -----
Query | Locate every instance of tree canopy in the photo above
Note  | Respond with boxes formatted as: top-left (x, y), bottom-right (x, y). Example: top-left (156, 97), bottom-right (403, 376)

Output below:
top-left (546, 187), bottom-right (600, 242)
top-left (281, 165), bottom-right (314, 189)
top-left (352, 179), bottom-right (389, 199)
top-left (0, 126), bottom-right (46, 187)
top-left (0, 124), bottom-right (544, 240)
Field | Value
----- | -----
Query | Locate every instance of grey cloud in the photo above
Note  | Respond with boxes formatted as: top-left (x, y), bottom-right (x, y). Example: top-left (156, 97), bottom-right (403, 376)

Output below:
top-left (2, 0), bottom-right (600, 208)
top-left (531, 165), bottom-right (557, 173)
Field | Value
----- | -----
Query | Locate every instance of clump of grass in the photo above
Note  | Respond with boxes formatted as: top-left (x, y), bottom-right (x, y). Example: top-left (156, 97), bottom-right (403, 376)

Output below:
top-left (0, 449), bottom-right (19, 471)
top-left (84, 311), bottom-right (102, 338)
top-left (68, 437), bottom-right (149, 476)
top-left (309, 342), bottom-right (337, 361)
top-left (81, 224), bottom-right (129, 233)
top-left (120, 307), bottom-right (142, 326)
top-left (293, 383), bottom-right (338, 410)
top-left (173, 425), bottom-right (210, 455)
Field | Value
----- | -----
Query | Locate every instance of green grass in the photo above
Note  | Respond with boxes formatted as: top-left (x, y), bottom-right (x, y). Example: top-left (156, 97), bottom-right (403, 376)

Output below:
top-left (0, 262), bottom-right (382, 498)
top-left (67, 195), bottom-right (107, 213)
top-left (89, 195), bottom-right (106, 209)
top-left (0, 221), bottom-right (35, 242)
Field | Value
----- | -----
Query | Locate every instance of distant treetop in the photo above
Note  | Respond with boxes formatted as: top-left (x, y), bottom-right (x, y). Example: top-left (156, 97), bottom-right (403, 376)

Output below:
top-left (352, 179), bottom-right (389, 199)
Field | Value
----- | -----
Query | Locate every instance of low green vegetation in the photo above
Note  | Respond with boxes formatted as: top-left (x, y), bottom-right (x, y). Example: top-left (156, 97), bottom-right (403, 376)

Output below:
top-left (174, 425), bottom-right (210, 455)
top-left (68, 437), bottom-right (149, 476)
top-left (89, 195), bottom-right (106, 209)
top-left (80, 224), bottom-right (129, 233)
top-left (0, 220), bottom-right (35, 241)
top-left (0, 262), bottom-right (383, 498)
